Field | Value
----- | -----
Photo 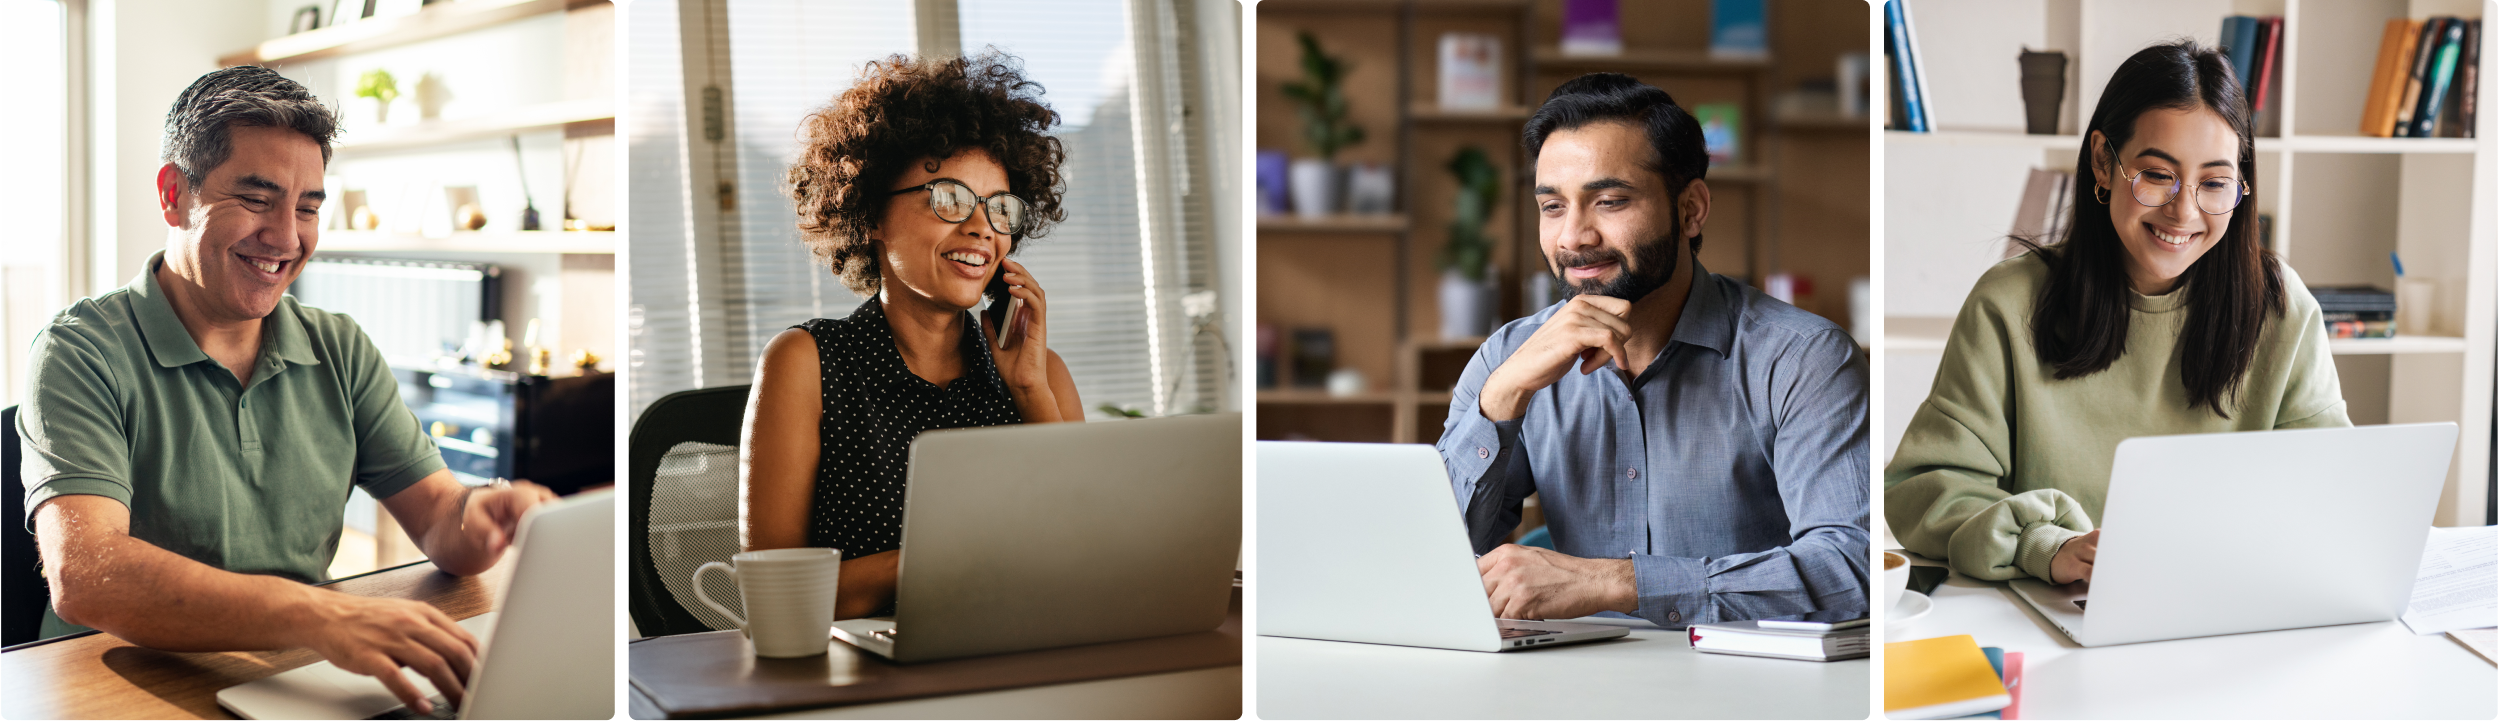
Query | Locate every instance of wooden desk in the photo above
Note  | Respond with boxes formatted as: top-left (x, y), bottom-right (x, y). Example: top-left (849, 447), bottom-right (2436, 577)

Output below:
top-left (0, 560), bottom-right (512, 720)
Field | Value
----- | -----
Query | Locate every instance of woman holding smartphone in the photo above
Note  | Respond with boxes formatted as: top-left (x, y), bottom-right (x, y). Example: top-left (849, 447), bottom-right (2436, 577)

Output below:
top-left (740, 51), bottom-right (1085, 620)
top-left (1886, 41), bottom-right (2347, 585)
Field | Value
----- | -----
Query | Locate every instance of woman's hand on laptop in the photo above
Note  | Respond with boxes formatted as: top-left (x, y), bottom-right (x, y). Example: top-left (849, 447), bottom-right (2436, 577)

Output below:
top-left (1476, 544), bottom-right (1638, 620)
top-left (2051, 529), bottom-right (2099, 585)
top-left (296, 592), bottom-right (479, 715)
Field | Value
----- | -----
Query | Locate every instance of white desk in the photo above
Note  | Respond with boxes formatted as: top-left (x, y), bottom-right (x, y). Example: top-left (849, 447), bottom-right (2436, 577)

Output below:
top-left (1892, 549), bottom-right (2496, 719)
top-left (1257, 617), bottom-right (1870, 719)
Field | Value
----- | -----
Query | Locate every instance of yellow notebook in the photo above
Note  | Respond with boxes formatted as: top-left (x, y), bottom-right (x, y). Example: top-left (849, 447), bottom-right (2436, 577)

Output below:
top-left (1883, 635), bottom-right (2010, 720)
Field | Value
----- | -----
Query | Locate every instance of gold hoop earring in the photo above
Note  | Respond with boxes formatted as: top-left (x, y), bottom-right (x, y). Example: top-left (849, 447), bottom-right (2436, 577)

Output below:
top-left (2094, 186), bottom-right (2111, 205)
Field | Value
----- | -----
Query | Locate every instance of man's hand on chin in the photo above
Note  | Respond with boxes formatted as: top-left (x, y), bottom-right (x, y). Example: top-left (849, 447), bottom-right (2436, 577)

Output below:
top-left (1476, 543), bottom-right (1638, 620)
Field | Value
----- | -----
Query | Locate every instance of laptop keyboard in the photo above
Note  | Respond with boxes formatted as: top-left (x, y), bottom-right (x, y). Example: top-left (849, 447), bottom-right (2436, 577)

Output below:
top-left (370, 695), bottom-right (455, 720)
top-left (1498, 627), bottom-right (1560, 639)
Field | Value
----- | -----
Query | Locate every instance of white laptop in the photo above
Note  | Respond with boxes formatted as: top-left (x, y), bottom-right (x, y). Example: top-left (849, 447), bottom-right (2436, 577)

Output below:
top-left (217, 490), bottom-right (615, 720)
top-left (2010, 423), bottom-right (2456, 647)
top-left (830, 413), bottom-right (1242, 663)
top-left (1257, 442), bottom-right (1631, 652)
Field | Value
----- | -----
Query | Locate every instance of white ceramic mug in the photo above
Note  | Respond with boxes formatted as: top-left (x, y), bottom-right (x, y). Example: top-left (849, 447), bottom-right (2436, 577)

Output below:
top-left (693, 547), bottom-right (842, 657)
top-left (1882, 550), bottom-right (1911, 613)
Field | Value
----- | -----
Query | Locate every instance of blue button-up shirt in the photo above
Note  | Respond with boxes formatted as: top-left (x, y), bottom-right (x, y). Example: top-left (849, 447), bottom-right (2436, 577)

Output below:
top-left (1437, 263), bottom-right (1870, 628)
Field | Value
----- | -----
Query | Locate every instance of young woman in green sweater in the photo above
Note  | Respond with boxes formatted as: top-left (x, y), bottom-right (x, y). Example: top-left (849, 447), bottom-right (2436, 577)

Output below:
top-left (1886, 41), bottom-right (2349, 585)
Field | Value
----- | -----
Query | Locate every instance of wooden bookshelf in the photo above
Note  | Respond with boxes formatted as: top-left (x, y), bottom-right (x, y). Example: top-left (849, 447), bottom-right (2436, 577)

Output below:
top-left (335, 99), bottom-right (614, 156)
top-left (1258, 0), bottom-right (1871, 444)
top-left (219, 0), bottom-right (606, 67)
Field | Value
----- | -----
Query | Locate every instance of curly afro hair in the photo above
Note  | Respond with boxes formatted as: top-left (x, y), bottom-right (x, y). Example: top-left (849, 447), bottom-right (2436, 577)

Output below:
top-left (786, 50), bottom-right (1068, 297)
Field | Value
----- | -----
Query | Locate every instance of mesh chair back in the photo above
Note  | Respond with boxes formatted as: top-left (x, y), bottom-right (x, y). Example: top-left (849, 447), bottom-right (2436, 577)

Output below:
top-left (627, 385), bottom-right (751, 638)
top-left (647, 441), bottom-right (744, 631)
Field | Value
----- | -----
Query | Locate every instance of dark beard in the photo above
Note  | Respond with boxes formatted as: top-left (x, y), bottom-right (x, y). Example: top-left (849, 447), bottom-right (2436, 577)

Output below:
top-left (1553, 214), bottom-right (1682, 302)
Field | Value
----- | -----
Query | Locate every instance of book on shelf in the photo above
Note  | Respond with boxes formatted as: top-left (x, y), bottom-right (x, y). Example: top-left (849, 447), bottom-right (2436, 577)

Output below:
top-left (2414, 18), bottom-right (2468, 137)
top-left (1694, 103), bottom-right (1742, 166)
top-left (2396, 19), bottom-right (2446, 137)
top-left (1884, 0), bottom-right (1931, 132)
top-left (1710, 0), bottom-right (1768, 60)
top-left (2324, 316), bottom-right (2399, 339)
top-left (1560, 0), bottom-right (1621, 57)
top-left (2006, 167), bottom-right (2074, 257)
top-left (2220, 16), bottom-right (2259, 92)
top-left (2366, 19), bottom-right (2426, 137)
top-left (2310, 284), bottom-right (2399, 314)
top-left (1437, 33), bottom-right (1503, 111)
top-left (1885, 635), bottom-right (2012, 720)
top-left (2254, 17), bottom-right (2283, 135)
top-left (2460, 20), bottom-right (2481, 137)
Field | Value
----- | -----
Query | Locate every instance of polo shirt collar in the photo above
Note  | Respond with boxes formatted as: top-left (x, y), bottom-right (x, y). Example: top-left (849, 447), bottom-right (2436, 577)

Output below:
top-left (129, 250), bottom-right (321, 369)
top-left (1666, 258), bottom-right (1737, 357)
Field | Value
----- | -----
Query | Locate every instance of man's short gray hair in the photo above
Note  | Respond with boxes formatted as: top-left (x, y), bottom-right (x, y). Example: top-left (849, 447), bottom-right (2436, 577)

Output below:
top-left (161, 66), bottom-right (340, 190)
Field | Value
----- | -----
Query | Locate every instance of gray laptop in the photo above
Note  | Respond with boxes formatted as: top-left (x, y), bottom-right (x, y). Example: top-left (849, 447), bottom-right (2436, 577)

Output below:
top-left (1257, 442), bottom-right (1631, 652)
top-left (216, 490), bottom-right (615, 720)
top-left (830, 413), bottom-right (1242, 663)
top-left (2010, 423), bottom-right (2456, 647)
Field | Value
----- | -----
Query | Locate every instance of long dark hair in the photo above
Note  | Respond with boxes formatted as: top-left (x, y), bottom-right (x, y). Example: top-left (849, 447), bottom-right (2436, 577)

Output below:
top-left (2021, 40), bottom-right (2283, 417)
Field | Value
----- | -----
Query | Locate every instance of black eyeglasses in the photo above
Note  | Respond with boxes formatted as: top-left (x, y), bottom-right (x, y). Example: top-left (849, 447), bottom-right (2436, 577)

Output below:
top-left (888, 179), bottom-right (1028, 235)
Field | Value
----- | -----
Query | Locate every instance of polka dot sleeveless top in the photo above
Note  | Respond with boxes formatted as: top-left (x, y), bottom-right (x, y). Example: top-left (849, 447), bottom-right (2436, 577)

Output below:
top-left (794, 300), bottom-right (1022, 556)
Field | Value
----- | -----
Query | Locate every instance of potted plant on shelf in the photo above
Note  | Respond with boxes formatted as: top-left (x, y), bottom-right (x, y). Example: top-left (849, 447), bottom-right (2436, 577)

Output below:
top-left (1440, 146), bottom-right (1500, 339)
top-left (355, 68), bottom-right (400, 128)
top-left (1280, 31), bottom-right (1364, 219)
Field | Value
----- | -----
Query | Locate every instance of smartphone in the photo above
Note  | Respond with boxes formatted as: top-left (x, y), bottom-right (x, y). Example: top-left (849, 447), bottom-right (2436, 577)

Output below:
top-left (1907, 565), bottom-right (1949, 596)
top-left (983, 274), bottom-right (1019, 344)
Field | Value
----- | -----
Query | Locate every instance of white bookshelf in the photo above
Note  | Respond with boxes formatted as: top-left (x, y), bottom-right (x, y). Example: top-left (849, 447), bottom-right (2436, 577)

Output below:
top-left (1883, 0), bottom-right (2494, 526)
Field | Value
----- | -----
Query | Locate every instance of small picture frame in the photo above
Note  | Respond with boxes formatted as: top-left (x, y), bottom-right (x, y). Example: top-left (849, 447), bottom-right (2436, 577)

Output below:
top-left (328, 0), bottom-right (363, 27)
top-left (289, 5), bottom-right (321, 34)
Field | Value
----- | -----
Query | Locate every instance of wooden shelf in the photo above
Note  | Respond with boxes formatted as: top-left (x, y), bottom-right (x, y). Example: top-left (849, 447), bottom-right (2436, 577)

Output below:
top-left (1255, 0), bottom-right (1403, 13)
top-left (1257, 390), bottom-right (1399, 405)
top-left (1411, 103), bottom-right (1535, 123)
top-left (320, 230), bottom-right (615, 254)
top-left (337, 99), bottom-right (613, 155)
top-left (1774, 112), bottom-right (1875, 132)
top-left (1533, 47), bottom-right (1771, 74)
top-left (1258, 214), bottom-right (1410, 234)
top-left (221, 0), bottom-right (605, 67)
top-left (1706, 164), bottom-right (1773, 184)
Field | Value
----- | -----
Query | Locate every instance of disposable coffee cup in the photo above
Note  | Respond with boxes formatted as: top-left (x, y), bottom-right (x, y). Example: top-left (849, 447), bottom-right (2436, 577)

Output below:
top-left (694, 547), bottom-right (842, 657)
top-left (1882, 550), bottom-right (1911, 613)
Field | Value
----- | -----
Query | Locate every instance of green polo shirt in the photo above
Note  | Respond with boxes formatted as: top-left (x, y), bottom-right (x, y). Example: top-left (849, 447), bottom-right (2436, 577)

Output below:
top-left (17, 251), bottom-right (445, 639)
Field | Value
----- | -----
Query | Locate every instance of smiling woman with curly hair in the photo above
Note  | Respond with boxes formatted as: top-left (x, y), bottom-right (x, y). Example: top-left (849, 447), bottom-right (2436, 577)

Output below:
top-left (739, 50), bottom-right (1084, 620)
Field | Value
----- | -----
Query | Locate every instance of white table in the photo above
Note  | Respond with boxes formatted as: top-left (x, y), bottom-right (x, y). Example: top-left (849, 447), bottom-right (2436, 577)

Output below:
top-left (1257, 617), bottom-right (1870, 719)
top-left (1891, 549), bottom-right (2497, 719)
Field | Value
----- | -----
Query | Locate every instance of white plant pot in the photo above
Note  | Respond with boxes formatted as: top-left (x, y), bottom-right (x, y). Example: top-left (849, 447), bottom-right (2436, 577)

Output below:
top-left (1289, 158), bottom-right (1338, 219)
top-left (1439, 268), bottom-right (1496, 339)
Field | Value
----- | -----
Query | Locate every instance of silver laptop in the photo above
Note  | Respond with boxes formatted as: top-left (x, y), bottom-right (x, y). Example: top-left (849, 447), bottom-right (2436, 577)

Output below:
top-left (830, 413), bottom-right (1241, 663)
top-left (1257, 442), bottom-right (1631, 652)
top-left (2010, 423), bottom-right (2456, 647)
top-left (217, 490), bottom-right (615, 720)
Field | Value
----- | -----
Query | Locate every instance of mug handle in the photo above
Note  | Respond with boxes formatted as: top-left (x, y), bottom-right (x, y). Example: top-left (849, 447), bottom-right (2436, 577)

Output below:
top-left (692, 561), bottom-right (747, 629)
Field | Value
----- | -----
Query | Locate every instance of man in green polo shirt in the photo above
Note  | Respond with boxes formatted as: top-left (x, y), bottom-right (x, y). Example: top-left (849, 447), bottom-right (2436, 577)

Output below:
top-left (16, 66), bottom-right (554, 715)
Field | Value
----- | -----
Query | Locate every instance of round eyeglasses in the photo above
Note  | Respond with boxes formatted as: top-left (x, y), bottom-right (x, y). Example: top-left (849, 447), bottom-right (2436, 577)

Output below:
top-left (889, 179), bottom-right (1027, 235)
top-left (2114, 163), bottom-right (2246, 215)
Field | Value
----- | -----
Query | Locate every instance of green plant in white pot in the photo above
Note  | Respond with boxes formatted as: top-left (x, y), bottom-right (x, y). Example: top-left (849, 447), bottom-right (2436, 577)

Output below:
top-left (1279, 32), bottom-right (1364, 218)
top-left (355, 68), bottom-right (400, 128)
top-left (1439, 146), bottom-right (1500, 339)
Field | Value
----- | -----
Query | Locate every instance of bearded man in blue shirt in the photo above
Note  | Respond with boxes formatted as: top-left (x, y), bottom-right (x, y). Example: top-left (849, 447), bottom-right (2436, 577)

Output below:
top-left (1441, 73), bottom-right (1870, 629)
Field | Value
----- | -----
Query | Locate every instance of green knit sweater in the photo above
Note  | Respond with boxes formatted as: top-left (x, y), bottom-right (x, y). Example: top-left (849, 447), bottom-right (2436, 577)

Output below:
top-left (1885, 251), bottom-right (2350, 581)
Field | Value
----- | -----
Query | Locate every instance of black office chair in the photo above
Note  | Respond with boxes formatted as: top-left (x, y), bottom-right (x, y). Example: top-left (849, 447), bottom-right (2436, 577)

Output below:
top-left (628, 385), bottom-right (751, 639)
top-left (3, 405), bottom-right (52, 647)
